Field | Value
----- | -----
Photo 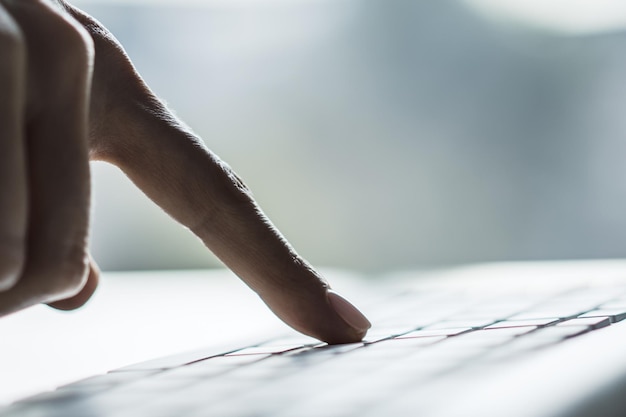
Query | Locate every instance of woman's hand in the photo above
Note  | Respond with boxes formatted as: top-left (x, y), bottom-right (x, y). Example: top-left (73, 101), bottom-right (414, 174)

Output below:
top-left (0, 0), bottom-right (370, 344)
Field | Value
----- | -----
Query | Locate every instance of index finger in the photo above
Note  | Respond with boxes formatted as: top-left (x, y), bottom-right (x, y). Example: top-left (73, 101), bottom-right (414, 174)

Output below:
top-left (112, 107), bottom-right (370, 344)
top-left (67, 6), bottom-right (370, 343)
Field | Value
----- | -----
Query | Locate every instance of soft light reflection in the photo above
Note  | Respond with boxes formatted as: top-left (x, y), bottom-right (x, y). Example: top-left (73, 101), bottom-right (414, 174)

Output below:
top-left (464, 0), bottom-right (626, 34)
top-left (0, 270), bottom-right (283, 405)
top-left (0, 269), bottom-right (363, 405)
top-left (73, 0), bottom-right (323, 6)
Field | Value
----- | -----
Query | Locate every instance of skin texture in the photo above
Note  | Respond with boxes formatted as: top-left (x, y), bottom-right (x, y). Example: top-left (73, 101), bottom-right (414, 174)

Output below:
top-left (0, 0), bottom-right (369, 344)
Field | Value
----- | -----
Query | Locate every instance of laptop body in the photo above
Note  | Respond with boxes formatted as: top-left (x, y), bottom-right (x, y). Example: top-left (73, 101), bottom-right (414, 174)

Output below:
top-left (2, 260), bottom-right (626, 416)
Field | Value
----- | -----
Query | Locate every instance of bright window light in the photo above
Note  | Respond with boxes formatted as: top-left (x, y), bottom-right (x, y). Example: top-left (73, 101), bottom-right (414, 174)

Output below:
top-left (463, 0), bottom-right (626, 34)
top-left (72, 0), bottom-right (321, 6)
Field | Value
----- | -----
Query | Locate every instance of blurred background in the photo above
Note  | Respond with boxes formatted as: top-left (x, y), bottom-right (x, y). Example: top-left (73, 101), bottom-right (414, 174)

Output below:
top-left (72, 0), bottom-right (626, 274)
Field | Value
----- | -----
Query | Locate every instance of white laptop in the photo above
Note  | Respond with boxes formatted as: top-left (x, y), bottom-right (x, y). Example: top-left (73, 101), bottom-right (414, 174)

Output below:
top-left (2, 260), bottom-right (626, 417)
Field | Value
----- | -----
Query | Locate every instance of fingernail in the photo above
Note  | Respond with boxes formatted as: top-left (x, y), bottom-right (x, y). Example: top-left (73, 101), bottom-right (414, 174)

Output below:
top-left (327, 290), bottom-right (371, 332)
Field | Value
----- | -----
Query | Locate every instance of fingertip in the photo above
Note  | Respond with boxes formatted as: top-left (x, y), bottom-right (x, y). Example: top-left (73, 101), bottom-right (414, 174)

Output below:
top-left (315, 290), bottom-right (370, 344)
top-left (327, 290), bottom-right (371, 334)
top-left (267, 284), bottom-right (371, 345)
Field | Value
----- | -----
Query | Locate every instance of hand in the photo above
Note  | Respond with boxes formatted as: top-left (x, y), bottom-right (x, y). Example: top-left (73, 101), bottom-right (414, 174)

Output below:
top-left (0, 0), bottom-right (370, 343)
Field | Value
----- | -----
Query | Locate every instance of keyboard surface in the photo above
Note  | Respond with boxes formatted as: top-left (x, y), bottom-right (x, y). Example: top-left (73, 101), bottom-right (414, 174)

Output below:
top-left (4, 282), bottom-right (626, 417)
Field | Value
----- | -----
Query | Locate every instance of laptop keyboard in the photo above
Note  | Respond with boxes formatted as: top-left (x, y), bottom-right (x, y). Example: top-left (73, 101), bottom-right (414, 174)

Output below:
top-left (4, 285), bottom-right (626, 417)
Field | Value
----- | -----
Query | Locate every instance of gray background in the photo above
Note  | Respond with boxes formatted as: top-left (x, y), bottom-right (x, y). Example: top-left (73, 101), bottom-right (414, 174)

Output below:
top-left (74, 0), bottom-right (626, 273)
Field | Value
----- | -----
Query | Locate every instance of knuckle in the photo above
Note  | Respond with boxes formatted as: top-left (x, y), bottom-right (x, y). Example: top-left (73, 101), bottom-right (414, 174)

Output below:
top-left (189, 162), bottom-right (256, 237)
top-left (14, 0), bottom-right (94, 82)
top-left (59, 19), bottom-right (92, 56)
top-left (14, 1), bottom-right (95, 110)
top-left (42, 16), bottom-right (93, 75)
top-left (210, 160), bottom-right (255, 209)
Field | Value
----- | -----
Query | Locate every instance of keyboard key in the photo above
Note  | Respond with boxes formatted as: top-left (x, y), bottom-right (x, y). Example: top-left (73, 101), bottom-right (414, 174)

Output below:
top-left (361, 327), bottom-right (420, 343)
top-left (557, 317), bottom-right (611, 329)
top-left (15, 389), bottom-right (88, 406)
top-left (120, 375), bottom-right (196, 393)
top-left (161, 354), bottom-right (271, 380)
top-left (259, 335), bottom-right (322, 346)
top-left (485, 335), bottom-right (555, 360)
top-left (58, 370), bottom-right (161, 391)
top-left (221, 362), bottom-right (298, 380)
top-left (579, 309), bottom-right (626, 323)
top-left (413, 344), bottom-right (487, 364)
top-left (111, 348), bottom-right (225, 372)
top-left (531, 325), bottom-right (590, 340)
top-left (396, 327), bottom-right (472, 338)
top-left (190, 354), bottom-right (270, 366)
top-left (485, 318), bottom-right (558, 329)
top-left (425, 320), bottom-right (496, 330)
top-left (482, 327), bottom-right (537, 336)
top-left (313, 343), bottom-right (365, 354)
top-left (442, 329), bottom-right (520, 348)
top-left (386, 336), bottom-right (447, 347)
top-left (508, 310), bottom-right (579, 320)
top-left (225, 345), bottom-right (305, 355)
